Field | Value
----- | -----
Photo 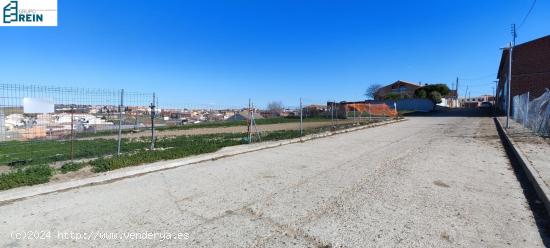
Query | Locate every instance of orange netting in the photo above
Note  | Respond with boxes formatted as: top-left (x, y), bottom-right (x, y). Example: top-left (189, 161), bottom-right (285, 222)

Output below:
top-left (345, 103), bottom-right (397, 117)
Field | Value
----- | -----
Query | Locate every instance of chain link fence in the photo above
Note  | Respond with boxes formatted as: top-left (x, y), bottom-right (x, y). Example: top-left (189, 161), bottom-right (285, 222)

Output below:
top-left (6, 82), bottom-right (527, 193)
top-left (512, 89), bottom-right (550, 137)
top-left (0, 84), bottom-right (154, 167)
top-left (0, 83), bottom-right (404, 190)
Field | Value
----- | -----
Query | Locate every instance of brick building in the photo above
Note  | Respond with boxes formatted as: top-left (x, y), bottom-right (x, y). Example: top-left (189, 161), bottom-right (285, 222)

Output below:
top-left (374, 80), bottom-right (422, 100)
top-left (496, 34), bottom-right (550, 111)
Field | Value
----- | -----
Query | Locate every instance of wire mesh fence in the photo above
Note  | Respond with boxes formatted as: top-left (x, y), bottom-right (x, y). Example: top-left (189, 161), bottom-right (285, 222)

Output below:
top-left (512, 89), bottom-right (550, 137)
top-left (0, 83), bottom-right (402, 190)
top-left (0, 84), bottom-right (154, 167)
top-left (0, 84), bottom-right (412, 190)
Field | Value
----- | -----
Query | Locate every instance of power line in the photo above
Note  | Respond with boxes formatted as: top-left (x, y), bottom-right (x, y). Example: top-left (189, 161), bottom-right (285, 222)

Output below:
top-left (518, 0), bottom-right (537, 29)
top-left (460, 73), bottom-right (497, 81)
top-left (466, 83), bottom-right (495, 88)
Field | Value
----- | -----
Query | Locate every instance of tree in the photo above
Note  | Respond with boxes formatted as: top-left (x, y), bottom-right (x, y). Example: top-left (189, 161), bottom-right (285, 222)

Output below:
top-left (266, 101), bottom-right (284, 117)
top-left (428, 91), bottom-right (442, 104)
top-left (413, 84), bottom-right (449, 110)
top-left (384, 93), bottom-right (401, 101)
top-left (365, 84), bottom-right (382, 99)
top-left (414, 84), bottom-right (450, 98)
top-left (415, 89), bottom-right (428, 99)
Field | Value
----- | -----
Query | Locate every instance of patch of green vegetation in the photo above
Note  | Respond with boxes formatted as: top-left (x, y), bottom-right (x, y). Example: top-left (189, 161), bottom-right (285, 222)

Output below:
top-left (0, 165), bottom-right (53, 191)
top-left (261, 130), bottom-right (303, 141)
top-left (0, 139), bottom-right (150, 167)
top-left (59, 162), bottom-right (86, 174)
top-left (91, 134), bottom-right (244, 172)
top-left (157, 120), bottom-right (247, 131)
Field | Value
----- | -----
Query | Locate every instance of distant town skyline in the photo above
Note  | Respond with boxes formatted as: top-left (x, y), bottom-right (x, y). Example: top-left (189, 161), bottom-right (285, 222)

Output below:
top-left (1, 0), bottom-right (549, 108)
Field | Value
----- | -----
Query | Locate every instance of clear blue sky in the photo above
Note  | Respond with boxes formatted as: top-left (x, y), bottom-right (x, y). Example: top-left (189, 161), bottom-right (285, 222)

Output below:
top-left (1, 0), bottom-right (549, 108)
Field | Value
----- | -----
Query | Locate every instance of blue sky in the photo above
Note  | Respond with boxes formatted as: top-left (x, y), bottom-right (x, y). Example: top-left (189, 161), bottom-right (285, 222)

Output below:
top-left (1, 0), bottom-right (549, 108)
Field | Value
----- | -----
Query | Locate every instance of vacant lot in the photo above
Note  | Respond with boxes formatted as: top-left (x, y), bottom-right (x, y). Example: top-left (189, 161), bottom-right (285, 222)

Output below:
top-left (79, 119), bottom-right (364, 140)
top-left (0, 120), bottom-right (376, 190)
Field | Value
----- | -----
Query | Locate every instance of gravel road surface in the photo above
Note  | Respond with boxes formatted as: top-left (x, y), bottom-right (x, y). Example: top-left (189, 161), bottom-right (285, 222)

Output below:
top-left (0, 115), bottom-right (545, 247)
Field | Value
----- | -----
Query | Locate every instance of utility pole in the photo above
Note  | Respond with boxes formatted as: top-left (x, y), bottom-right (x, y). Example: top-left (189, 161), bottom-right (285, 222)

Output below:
top-left (117, 89), bottom-right (124, 156)
top-left (493, 80), bottom-right (498, 116)
top-left (491, 86), bottom-right (497, 105)
top-left (463, 85), bottom-right (469, 108)
top-left (299, 98), bottom-right (303, 136)
top-left (150, 93), bottom-right (156, 150)
top-left (493, 80), bottom-right (498, 100)
top-left (506, 24), bottom-right (516, 129)
top-left (506, 42), bottom-right (512, 128)
top-left (330, 101), bottom-right (334, 127)
top-left (455, 77), bottom-right (459, 108)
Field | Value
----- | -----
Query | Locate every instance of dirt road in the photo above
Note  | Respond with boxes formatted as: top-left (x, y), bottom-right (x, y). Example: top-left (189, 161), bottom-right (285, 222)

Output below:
top-left (0, 114), bottom-right (545, 247)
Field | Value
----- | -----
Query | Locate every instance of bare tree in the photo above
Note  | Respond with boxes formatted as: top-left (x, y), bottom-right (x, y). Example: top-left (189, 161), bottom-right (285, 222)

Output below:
top-left (267, 101), bottom-right (284, 117)
top-left (365, 84), bottom-right (382, 99)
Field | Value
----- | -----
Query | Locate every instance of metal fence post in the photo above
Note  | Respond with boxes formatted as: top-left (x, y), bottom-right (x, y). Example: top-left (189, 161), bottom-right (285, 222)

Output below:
top-left (150, 93), bottom-right (156, 150)
top-left (252, 101), bottom-right (261, 142)
top-left (331, 101), bottom-right (334, 127)
top-left (299, 97), bottom-right (303, 136)
top-left (117, 89), bottom-right (124, 156)
top-left (70, 105), bottom-right (74, 162)
top-left (368, 103), bottom-right (371, 122)
top-left (394, 101), bottom-right (398, 120)
top-left (248, 98), bottom-right (252, 143)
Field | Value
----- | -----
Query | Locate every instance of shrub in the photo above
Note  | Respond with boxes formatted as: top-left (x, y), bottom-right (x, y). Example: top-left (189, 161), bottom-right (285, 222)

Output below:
top-left (414, 84), bottom-right (450, 98)
top-left (0, 138), bottom-right (146, 167)
top-left (90, 136), bottom-right (242, 172)
top-left (59, 162), bottom-right (86, 174)
top-left (0, 165), bottom-right (53, 191)
top-left (415, 89), bottom-right (428, 98)
top-left (384, 93), bottom-right (401, 101)
top-left (429, 91), bottom-right (442, 104)
top-left (261, 130), bottom-right (303, 140)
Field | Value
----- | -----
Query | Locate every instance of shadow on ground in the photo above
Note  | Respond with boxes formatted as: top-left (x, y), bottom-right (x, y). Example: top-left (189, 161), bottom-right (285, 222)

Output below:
top-left (404, 107), bottom-right (494, 117)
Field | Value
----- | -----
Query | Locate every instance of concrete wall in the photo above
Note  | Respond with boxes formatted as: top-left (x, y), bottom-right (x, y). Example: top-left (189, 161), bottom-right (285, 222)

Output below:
top-left (382, 98), bottom-right (434, 112)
